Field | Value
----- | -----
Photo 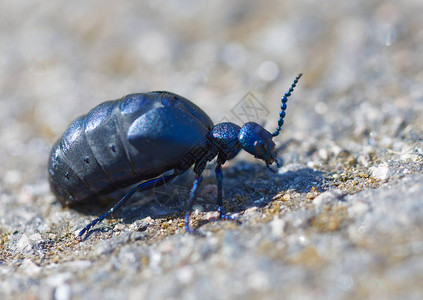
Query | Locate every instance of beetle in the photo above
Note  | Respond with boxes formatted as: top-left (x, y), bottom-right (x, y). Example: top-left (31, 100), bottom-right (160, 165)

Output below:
top-left (48, 74), bottom-right (302, 237)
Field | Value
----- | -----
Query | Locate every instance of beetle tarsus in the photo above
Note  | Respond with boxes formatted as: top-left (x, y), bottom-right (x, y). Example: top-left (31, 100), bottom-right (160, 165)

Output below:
top-left (218, 210), bottom-right (242, 224)
top-left (184, 212), bottom-right (195, 234)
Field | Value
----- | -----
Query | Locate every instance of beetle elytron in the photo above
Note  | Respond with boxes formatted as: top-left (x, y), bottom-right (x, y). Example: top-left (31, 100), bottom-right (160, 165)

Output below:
top-left (48, 74), bottom-right (302, 237)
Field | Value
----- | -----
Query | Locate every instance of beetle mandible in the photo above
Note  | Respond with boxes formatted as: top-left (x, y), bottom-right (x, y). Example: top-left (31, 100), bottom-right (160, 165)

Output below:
top-left (48, 74), bottom-right (302, 237)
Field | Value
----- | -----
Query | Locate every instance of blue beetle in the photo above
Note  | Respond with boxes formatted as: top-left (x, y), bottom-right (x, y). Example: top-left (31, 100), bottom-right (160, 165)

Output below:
top-left (48, 74), bottom-right (302, 237)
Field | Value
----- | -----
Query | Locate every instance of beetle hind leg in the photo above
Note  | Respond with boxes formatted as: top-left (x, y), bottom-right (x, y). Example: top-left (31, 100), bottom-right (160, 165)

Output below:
top-left (78, 172), bottom-right (178, 239)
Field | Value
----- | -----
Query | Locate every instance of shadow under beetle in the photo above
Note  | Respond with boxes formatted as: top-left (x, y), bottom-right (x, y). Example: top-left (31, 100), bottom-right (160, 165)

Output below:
top-left (48, 74), bottom-right (302, 238)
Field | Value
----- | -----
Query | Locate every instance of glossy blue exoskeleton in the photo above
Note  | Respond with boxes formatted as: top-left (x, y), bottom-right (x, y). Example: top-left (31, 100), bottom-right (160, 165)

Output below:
top-left (48, 74), bottom-right (302, 238)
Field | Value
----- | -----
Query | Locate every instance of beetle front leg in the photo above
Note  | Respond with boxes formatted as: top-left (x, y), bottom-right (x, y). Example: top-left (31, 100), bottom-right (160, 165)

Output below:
top-left (215, 163), bottom-right (224, 216)
top-left (215, 163), bottom-right (241, 224)
top-left (184, 174), bottom-right (204, 234)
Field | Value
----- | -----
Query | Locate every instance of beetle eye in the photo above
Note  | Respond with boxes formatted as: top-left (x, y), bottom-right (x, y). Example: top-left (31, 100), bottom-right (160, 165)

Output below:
top-left (254, 140), bottom-right (266, 157)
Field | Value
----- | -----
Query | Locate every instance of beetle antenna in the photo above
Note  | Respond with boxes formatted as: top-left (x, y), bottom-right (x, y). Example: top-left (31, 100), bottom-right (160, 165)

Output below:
top-left (272, 73), bottom-right (303, 137)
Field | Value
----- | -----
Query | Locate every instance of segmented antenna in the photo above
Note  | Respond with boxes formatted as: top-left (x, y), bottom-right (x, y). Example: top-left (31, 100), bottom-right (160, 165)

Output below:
top-left (272, 73), bottom-right (303, 137)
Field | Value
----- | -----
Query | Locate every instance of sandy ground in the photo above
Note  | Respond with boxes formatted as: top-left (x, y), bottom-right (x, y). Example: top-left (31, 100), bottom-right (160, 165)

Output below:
top-left (1, 1), bottom-right (423, 299)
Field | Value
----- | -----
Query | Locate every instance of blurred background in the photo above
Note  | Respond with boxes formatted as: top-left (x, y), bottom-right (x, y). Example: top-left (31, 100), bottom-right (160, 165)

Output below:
top-left (2, 0), bottom-right (422, 184)
top-left (1, 1), bottom-right (423, 299)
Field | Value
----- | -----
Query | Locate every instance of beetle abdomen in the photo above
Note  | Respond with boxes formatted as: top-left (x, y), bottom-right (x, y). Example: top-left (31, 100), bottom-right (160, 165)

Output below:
top-left (48, 92), bottom-right (214, 206)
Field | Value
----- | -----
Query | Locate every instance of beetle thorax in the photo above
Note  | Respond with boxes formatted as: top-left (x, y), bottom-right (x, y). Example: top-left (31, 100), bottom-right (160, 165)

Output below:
top-left (209, 122), bottom-right (242, 162)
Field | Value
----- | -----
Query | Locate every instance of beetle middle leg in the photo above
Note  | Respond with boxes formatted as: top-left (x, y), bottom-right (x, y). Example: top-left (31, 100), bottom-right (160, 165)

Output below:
top-left (78, 172), bottom-right (179, 239)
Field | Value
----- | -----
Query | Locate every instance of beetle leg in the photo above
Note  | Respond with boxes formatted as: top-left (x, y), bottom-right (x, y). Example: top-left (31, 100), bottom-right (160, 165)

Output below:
top-left (215, 163), bottom-right (224, 214)
top-left (215, 163), bottom-right (241, 223)
top-left (78, 172), bottom-right (178, 239)
top-left (184, 174), bottom-right (204, 234)
top-left (266, 162), bottom-right (278, 173)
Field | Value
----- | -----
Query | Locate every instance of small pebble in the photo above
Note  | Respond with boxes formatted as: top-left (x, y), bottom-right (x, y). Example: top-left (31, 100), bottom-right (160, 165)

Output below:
top-left (312, 190), bottom-right (343, 207)
top-left (270, 216), bottom-right (286, 236)
top-left (16, 234), bottom-right (31, 253)
top-left (369, 164), bottom-right (390, 180)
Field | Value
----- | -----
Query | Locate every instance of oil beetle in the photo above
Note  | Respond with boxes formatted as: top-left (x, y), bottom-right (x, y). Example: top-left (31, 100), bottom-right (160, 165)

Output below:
top-left (48, 74), bottom-right (302, 237)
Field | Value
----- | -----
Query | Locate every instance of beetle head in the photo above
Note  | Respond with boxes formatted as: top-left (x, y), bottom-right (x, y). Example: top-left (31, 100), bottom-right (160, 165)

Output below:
top-left (238, 122), bottom-right (279, 171)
